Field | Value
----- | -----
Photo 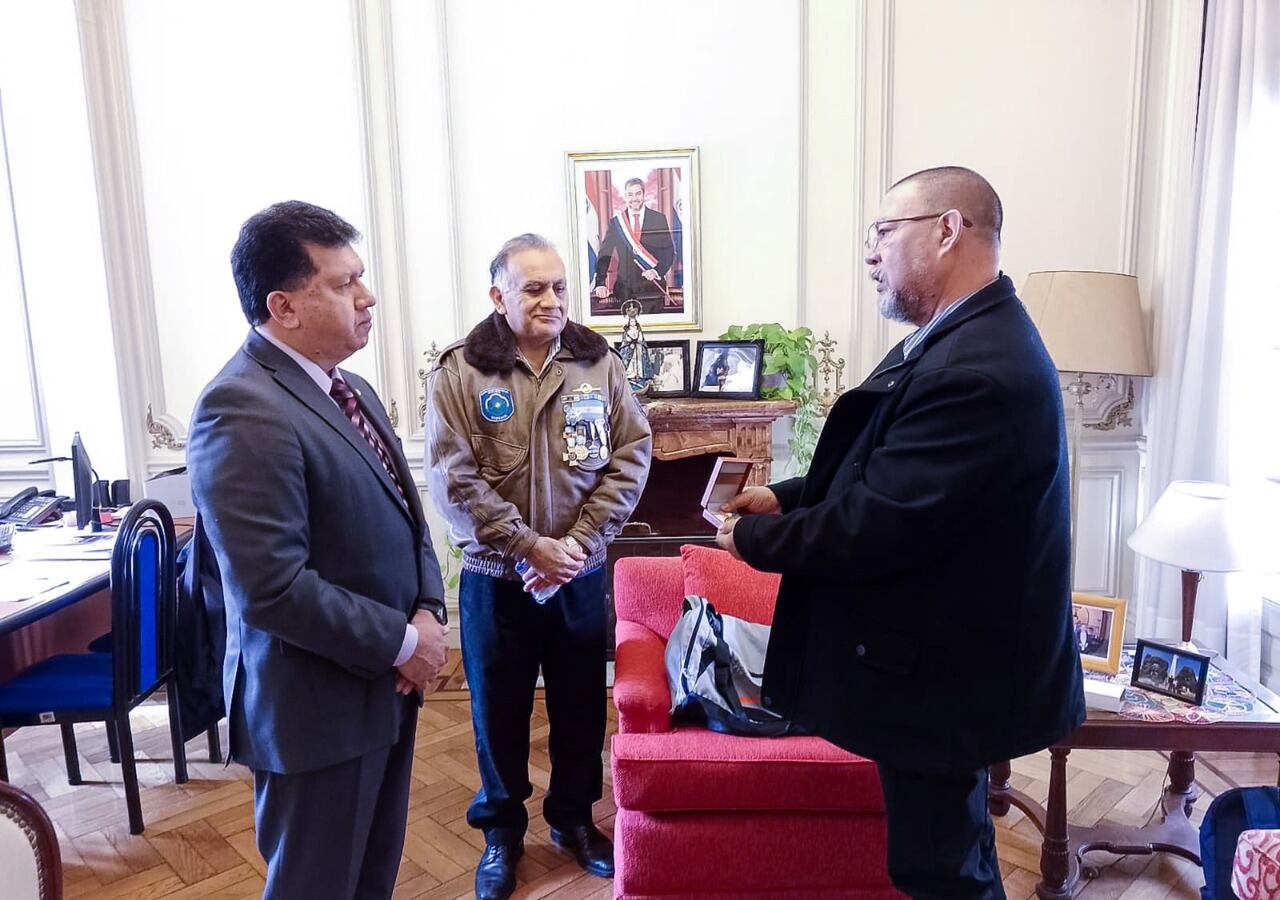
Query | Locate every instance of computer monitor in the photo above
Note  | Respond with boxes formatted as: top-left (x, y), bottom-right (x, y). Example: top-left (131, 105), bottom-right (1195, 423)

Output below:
top-left (71, 432), bottom-right (94, 529)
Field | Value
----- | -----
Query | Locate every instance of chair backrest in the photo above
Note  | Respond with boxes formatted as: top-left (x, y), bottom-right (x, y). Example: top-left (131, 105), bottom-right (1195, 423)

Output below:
top-left (0, 781), bottom-right (62, 900)
top-left (109, 499), bottom-right (177, 708)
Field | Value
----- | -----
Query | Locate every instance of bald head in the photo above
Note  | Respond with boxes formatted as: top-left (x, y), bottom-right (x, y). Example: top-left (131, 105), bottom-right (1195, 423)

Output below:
top-left (890, 166), bottom-right (1002, 244)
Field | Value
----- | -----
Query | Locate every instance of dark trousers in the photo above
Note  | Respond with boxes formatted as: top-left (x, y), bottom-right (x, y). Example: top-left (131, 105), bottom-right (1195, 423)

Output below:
top-left (460, 567), bottom-right (607, 840)
top-left (253, 699), bottom-right (418, 900)
top-left (876, 763), bottom-right (1007, 900)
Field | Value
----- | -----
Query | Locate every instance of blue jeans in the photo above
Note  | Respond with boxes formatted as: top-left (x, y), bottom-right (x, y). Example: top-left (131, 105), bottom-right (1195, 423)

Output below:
top-left (460, 567), bottom-right (607, 840)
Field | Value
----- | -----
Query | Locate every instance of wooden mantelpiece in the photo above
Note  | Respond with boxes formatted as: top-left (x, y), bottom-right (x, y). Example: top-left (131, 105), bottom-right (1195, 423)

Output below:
top-left (640, 397), bottom-right (796, 486)
top-left (602, 396), bottom-right (795, 652)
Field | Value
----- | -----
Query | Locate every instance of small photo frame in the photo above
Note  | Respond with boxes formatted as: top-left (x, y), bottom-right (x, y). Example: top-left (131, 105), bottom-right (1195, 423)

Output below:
top-left (1131, 638), bottom-right (1210, 706)
top-left (615, 339), bottom-right (691, 397)
top-left (1072, 593), bottom-right (1127, 674)
top-left (700, 457), bottom-right (754, 528)
top-left (692, 340), bottom-right (764, 400)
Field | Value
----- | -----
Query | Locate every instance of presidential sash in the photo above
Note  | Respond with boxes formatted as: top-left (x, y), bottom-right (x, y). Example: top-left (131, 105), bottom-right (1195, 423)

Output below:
top-left (613, 211), bottom-right (659, 271)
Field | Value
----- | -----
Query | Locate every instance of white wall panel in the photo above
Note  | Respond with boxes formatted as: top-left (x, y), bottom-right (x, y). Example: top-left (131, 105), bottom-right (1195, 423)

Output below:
top-left (440, 0), bottom-right (802, 341)
top-left (122, 0), bottom-right (373, 428)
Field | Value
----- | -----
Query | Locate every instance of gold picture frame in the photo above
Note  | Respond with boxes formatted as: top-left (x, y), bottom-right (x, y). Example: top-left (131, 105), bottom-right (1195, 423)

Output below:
top-left (564, 147), bottom-right (701, 333)
top-left (1072, 592), bottom-right (1128, 674)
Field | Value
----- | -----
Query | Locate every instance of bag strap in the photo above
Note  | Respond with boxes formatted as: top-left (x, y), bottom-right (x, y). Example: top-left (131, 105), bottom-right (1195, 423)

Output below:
top-left (182, 512), bottom-right (204, 606)
top-left (1242, 787), bottom-right (1280, 829)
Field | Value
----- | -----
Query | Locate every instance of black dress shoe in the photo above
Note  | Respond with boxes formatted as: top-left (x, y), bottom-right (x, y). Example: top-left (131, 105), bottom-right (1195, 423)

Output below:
top-left (475, 839), bottom-right (522, 900)
top-left (549, 823), bottom-right (614, 878)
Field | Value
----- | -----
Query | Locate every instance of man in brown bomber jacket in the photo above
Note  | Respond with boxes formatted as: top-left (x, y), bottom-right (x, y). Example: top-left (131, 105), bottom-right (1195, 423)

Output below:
top-left (424, 233), bottom-right (651, 900)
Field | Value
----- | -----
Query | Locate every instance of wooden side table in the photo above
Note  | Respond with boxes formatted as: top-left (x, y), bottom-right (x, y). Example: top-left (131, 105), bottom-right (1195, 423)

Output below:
top-left (988, 650), bottom-right (1280, 898)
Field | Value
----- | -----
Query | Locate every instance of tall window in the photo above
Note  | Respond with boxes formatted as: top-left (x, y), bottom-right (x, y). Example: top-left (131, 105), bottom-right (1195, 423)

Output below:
top-left (1224, 94), bottom-right (1280, 603)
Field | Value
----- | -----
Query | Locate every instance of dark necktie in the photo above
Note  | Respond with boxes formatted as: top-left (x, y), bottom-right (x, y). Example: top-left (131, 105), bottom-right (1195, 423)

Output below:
top-left (329, 377), bottom-right (407, 503)
top-left (632, 213), bottom-right (640, 236)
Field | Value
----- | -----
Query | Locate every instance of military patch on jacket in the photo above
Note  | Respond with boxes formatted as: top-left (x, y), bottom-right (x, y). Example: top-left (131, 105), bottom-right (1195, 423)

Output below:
top-left (479, 387), bottom-right (514, 423)
top-left (562, 383), bottom-right (610, 467)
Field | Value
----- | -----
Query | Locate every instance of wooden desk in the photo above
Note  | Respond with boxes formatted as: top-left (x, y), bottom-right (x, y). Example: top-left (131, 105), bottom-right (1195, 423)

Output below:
top-left (0, 521), bottom-right (192, 683)
top-left (988, 647), bottom-right (1280, 898)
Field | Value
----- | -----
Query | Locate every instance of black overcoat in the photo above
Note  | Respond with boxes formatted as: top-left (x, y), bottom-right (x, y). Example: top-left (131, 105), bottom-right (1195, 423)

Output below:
top-left (735, 275), bottom-right (1086, 773)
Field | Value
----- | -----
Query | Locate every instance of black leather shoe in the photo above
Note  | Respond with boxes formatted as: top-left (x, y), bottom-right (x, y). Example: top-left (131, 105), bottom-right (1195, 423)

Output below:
top-left (475, 839), bottom-right (522, 900)
top-left (549, 823), bottom-right (614, 878)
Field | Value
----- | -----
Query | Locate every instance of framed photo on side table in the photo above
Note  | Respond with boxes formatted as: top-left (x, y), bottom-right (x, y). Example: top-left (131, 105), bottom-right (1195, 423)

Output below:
top-left (1071, 593), bottom-right (1127, 674)
top-left (1131, 638), bottom-right (1210, 706)
top-left (566, 147), bottom-right (701, 333)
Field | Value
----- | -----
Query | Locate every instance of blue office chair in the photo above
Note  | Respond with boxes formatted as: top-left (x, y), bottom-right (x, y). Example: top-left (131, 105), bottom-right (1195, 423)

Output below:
top-left (0, 500), bottom-right (189, 834)
top-left (89, 520), bottom-right (223, 767)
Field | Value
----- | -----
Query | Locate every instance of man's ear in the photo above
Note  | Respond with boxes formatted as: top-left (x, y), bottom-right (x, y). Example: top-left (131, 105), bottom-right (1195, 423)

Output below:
top-left (938, 209), bottom-right (965, 252)
top-left (265, 290), bottom-right (300, 329)
top-left (489, 284), bottom-right (506, 315)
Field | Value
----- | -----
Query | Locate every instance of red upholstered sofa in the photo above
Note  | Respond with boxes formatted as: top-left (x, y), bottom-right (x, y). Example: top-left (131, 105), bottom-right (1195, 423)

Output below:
top-left (610, 546), bottom-right (902, 899)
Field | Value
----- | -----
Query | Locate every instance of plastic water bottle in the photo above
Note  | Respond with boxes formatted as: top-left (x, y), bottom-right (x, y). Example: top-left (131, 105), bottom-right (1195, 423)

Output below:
top-left (515, 558), bottom-right (557, 604)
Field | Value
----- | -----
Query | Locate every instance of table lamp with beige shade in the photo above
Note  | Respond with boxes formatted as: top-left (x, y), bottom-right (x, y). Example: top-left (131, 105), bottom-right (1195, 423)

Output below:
top-left (1023, 271), bottom-right (1154, 580)
top-left (1127, 480), bottom-right (1255, 651)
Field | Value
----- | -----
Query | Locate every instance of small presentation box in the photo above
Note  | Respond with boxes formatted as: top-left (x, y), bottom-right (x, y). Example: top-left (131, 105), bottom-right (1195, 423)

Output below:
top-left (700, 457), bottom-right (755, 528)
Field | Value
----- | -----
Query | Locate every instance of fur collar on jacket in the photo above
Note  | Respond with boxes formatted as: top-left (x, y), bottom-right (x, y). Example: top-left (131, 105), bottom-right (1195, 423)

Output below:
top-left (462, 312), bottom-right (608, 374)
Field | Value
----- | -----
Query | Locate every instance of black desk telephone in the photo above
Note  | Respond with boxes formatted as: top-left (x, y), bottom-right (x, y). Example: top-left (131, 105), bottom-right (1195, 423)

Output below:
top-left (0, 487), bottom-right (65, 526)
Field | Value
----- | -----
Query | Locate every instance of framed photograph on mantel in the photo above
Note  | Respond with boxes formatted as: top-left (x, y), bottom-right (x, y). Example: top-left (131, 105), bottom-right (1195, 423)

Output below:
top-left (566, 147), bottom-right (701, 333)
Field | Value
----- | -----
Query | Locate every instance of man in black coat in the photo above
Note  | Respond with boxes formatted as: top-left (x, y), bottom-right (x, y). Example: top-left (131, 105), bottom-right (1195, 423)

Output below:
top-left (718, 166), bottom-right (1084, 899)
top-left (591, 177), bottom-right (674, 315)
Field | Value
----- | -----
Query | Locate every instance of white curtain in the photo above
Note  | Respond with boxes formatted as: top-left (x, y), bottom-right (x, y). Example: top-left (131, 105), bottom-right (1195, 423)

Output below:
top-left (1134, 0), bottom-right (1280, 674)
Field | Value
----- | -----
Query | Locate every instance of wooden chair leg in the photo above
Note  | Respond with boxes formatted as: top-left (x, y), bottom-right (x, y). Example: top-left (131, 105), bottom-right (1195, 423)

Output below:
top-left (207, 722), bottom-right (222, 764)
top-left (165, 684), bottom-right (189, 784)
top-left (60, 722), bottom-right (82, 785)
top-left (106, 719), bottom-right (121, 763)
top-left (115, 714), bottom-right (144, 835)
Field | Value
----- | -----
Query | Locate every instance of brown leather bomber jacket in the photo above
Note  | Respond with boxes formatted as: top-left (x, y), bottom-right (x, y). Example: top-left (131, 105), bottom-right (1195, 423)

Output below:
top-left (424, 314), bottom-right (652, 579)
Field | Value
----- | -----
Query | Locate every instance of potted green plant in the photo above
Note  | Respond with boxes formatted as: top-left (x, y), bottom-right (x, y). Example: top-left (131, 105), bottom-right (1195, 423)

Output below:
top-left (719, 323), bottom-right (821, 473)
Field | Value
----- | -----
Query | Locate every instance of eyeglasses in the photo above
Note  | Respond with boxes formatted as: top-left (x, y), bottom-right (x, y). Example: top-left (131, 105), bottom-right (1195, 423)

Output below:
top-left (865, 212), bottom-right (973, 252)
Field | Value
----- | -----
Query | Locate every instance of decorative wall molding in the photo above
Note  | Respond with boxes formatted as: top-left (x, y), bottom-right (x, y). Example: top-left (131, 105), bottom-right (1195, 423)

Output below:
top-left (416, 341), bottom-right (443, 429)
top-left (435, 0), bottom-right (466, 371)
top-left (1078, 439), bottom-right (1144, 602)
top-left (1118, 0), bottom-right (1154, 275)
top-left (812, 330), bottom-right (847, 417)
top-left (1084, 379), bottom-right (1138, 432)
top-left (0, 92), bottom-right (50, 458)
top-left (795, 0), bottom-right (809, 327)
top-left (146, 403), bottom-right (186, 451)
top-left (75, 0), bottom-right (182, 485)
top-left (352, 0), bottom-right (413, 440)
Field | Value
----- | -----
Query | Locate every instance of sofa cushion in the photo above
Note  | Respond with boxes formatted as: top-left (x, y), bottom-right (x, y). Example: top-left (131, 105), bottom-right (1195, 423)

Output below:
top-left (614, 556), bottom-right (688, 640)
top-left (680, 544), bottom-right (779, 625)
top-left (612, 729), bottom-right (884, 813)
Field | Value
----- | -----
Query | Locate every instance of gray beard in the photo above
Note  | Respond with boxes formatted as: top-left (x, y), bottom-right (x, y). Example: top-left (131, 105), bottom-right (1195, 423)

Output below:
top-left (878, 287), bottom-right (921, 324)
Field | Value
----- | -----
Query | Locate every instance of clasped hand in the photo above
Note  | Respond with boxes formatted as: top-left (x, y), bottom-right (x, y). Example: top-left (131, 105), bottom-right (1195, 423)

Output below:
top-left (395, 609), bottom-right (449, 695)
top-left (520, 536), bottom-right (587, 596)
top-left (713, 486), bottom-right (781, 560)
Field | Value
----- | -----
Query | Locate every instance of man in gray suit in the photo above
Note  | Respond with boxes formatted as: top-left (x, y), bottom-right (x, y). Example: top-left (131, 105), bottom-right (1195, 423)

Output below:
top-left (188, 201), bottom-right (450, 899)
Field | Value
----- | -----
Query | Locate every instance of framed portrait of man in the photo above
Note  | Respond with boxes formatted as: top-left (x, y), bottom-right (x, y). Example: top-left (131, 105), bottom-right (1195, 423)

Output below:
top-left (565, 147), bottom-right (701, 333)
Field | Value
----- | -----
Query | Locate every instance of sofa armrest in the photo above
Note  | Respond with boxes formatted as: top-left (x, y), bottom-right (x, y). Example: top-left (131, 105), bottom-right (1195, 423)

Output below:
top-left (613, 620), bottom-right (672, 733)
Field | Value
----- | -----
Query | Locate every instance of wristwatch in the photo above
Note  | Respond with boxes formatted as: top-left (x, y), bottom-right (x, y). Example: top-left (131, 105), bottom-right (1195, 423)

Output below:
top-left (562, 535), bottom-right (583, 554)
top-left (421, 598), bottom-right (448, 626)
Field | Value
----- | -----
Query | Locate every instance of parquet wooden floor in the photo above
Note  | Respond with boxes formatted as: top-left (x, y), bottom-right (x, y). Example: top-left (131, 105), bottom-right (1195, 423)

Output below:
top-left (2, 650), bottom-right (1272, 898)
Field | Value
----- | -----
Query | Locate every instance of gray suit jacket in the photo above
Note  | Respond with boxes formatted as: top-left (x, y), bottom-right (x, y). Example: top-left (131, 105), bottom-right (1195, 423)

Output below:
top-left (187, 331), bottom-right (445, 774)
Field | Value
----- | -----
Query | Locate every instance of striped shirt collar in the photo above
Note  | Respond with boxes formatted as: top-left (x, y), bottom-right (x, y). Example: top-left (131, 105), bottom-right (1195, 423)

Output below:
top-left (901, 279), bottom-right (996, 359)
